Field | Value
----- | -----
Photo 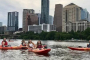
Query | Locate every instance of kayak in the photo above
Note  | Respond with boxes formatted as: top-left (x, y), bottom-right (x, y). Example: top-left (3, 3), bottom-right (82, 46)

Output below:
top-left (0, 45), bottom-right (28, 50)
top-left (68, 47), bottom-right (90, 51)
top-left (28, 49), bottom-right (51, 54)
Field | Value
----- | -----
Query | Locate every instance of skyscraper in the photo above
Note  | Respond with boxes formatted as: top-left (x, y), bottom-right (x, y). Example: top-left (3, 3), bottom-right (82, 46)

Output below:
top-left (23, 9), bottom-right (38, 32)
top-left (81, 8), bottom-right (90, 22)
top-left (0, 26), bottom-right (7, 34)
top-left (62, 3), bottom-right (90, 32)
top-left (49, 15), bottom-right (53, 25)
top-left (62, 3), bottom-right (82, 32)
top-left (0, 22), bottom-right (2, 26)
top-left (63, 3), bottom-right (81, 23)
top-left (7, 11), bottom-right (18, 31)
top-left (36, 13), bottom-right (41, 25)
top-left (54, 4), bottom-right (63, 32)
top-left (41, 0), bottom-right (49, 24)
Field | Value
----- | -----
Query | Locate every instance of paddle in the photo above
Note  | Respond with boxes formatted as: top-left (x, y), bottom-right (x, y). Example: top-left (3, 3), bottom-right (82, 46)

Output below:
top-left (78, 46), bottom-right (87, 48)
top-left (21, 46), bottom-right (28, 49)
top-left (78, 46), bottom-right (82, 48)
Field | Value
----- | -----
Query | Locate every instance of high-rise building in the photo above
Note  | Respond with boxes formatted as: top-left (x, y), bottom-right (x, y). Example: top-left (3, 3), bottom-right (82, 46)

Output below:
top-left (41, 0), bottom-right (49, 24)
top-left (36, 13), bottom-right (53, 25)
top-left (23, 9), bottom-right (38, 32)
top-left (63, 3), bottom-right (81, 22)
top-left (62, 3), bottom-right (82, 32)
top-left (54, 4), bottom-right (63, 32)
top-left (0, 22), bottom-right (2, 26)
top-left (49, 15), bottom-right (53, 25)
top-left (36, 13), bottom-right (41, 25)
top-left (7, 11), bottom-right (18, 32)
top-left (0, 26), bottom-right (7, 34)
top-left (81, 8), bottom-right (90, 22)
top-left (62, 3), bottom-right (90, 32)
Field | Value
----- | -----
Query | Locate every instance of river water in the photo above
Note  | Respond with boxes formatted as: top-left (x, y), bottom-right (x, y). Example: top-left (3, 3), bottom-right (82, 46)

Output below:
top-left (0, 39), bottom-right (90, 60)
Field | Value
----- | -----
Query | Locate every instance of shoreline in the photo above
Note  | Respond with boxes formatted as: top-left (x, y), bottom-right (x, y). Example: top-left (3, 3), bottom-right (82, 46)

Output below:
top-left (0, 39), bottom-right (88, 42)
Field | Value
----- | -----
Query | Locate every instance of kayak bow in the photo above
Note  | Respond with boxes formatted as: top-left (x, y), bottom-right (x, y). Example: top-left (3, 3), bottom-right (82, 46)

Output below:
top-left (28, 49), bottom-right (51, 54)
top-left (68, 47), bottom-right (90, 51)
top-left (0, 45), bottom-right (28, 50)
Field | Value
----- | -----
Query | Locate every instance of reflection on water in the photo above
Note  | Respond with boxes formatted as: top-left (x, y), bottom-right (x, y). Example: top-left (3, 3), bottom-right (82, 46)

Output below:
top-left (0, 39), bottom-right (90, 60)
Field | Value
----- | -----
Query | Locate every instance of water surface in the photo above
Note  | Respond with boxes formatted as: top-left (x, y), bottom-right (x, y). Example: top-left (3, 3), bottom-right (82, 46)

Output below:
top-left (0, 39), bottom-right (89, 60)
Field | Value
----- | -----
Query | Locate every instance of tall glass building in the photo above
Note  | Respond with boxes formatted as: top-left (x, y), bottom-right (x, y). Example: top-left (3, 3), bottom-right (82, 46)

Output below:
top-left (7, 11), bottom-right (18, 31)
top-left (41, 0), bottom-right (49, 24)
top-left (81, 8), bottom-right (90, 22)
top-left (49, 15), bottom-right (53, 25)
top-left (0, 22), bottom-right (2, 26)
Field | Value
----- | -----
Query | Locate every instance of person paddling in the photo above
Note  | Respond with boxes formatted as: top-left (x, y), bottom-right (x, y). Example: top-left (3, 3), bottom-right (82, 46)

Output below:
top-left (1, 38), bottom-right (8, 47)
top-left (36, 40), bottom-right (44, 50)
top-left (21, 40), bottom-right (26, 46)
top-left (87, 40), bottom-right (90, 48)
top-left (28, 40), bottom-right (36, 51)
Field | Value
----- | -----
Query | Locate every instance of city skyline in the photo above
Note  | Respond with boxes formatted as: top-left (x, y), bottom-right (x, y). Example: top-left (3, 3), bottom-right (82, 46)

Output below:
top-left (0, 0), bottom-right (90, 28)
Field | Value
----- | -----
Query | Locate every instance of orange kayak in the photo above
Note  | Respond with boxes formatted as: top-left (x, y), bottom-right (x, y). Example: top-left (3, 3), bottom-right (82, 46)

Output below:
top-left (0, 45), bottom-right (28, 50)
top-left (68, 47), bottom-right (90, 51)
top-left (28, 49), bottom-right (51, 54)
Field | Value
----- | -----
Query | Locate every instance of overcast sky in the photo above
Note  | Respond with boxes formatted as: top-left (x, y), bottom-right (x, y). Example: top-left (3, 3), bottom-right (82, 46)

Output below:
top-left (0, 0), bottom-right (90, 28)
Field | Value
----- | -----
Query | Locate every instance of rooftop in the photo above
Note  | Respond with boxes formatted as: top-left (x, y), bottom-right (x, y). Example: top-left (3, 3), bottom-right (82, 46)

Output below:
top-left (67, 3), bottom-right (76, 6)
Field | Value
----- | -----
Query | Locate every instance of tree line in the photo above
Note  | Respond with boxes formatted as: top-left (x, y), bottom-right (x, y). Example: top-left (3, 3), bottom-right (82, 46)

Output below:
top-left (16, 28), bottom-right (90, 40)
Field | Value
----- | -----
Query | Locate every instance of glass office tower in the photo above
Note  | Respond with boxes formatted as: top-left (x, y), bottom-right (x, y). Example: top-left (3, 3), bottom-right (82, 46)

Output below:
top-left (41, 0), bottom-right (49, 24)
top-left (7, 11), bottom-right (18, 31)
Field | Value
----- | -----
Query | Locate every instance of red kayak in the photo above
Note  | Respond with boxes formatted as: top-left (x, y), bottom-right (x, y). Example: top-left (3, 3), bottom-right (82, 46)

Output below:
top-left (0, 45), bottom-right (28, 50)
top-left (28, 49), bottom-right (51, 54)
top-left (68, 47), bottom-right (90, 51)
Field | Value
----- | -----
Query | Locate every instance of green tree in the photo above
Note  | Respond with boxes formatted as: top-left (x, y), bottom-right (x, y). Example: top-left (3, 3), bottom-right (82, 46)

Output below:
top-left (55, 33), bottom-right (60, 40)
top-left (84, 28), bottom-right (90, 36)
top-left (87, 36), bottom-right (90, 40)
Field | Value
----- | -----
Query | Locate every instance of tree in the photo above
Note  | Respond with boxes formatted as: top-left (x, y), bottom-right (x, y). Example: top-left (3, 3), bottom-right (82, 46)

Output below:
top-left (46, 31), bottom-right (56, 40)
top-left (84, 28), bottom-right (90, 36)
top-left (87, 36), bottom-right (90, 40)
top-left (55, 33), bottom-right (60, 40)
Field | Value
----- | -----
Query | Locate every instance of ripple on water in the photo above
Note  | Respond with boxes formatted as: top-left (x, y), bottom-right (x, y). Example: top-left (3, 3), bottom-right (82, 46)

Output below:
top-left (0, 40), bottom-right (90, 60)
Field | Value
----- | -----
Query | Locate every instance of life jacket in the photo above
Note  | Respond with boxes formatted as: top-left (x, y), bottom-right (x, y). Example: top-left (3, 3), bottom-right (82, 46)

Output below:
top-left (2, 41), bottom-right (8, 45)
top-left (87, 43), bottom-right (90, 48)
top-left (37, 45), bottom-right (42, 48)
top-left (29, 43), bottom-right (34, 48)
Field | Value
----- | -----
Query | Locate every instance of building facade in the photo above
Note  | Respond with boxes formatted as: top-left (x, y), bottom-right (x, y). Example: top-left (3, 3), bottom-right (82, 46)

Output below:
top-left (62, 3), bottom-right (90, 32)
top-left (28, 24), bottom-right (56, 33)
top-left (41, 0), bottom-right (49, 24)
top-left (0, 26), bottom-right (7, 34)
top-left (49, 15), bottom-right (53, 25)
top-left (65, 20), bottom-right (90, 32)
top-left (23, 9), bottom-right (38, 32)
top-left (28, 25), bottom-right (42, 33)
top-left (7, 11), bottom-right (18, 32)
top-left (54, 4), bottom-right (63, 32)
top-left (81, 8), bottom-right (90, 22)
top-left (41, 24), bottom-right (56, 32)
top-left (0, 22), bottom-right (2, 26)
top-left (62, 3), bottom-right (81, 32)
top-left (36, 13), bottom-right (41, 25)
top-left (36, 13), bottom-right (53, 25)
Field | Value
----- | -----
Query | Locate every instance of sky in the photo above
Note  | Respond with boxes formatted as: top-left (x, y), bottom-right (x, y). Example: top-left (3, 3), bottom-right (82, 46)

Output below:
top-left (0, 0), bottom-right (90, 28)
